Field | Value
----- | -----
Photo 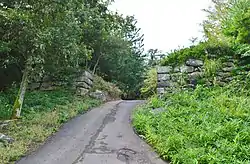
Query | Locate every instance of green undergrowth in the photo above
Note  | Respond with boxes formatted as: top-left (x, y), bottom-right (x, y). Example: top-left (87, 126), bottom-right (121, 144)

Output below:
top-left (132, 82), bottom-right (250, 163)
top-left (160, 43), bottom-right (207, 66)
top-left (0, 89), bottom-right (100, 164)
top-left (91, 75), bottom-right (122, 100)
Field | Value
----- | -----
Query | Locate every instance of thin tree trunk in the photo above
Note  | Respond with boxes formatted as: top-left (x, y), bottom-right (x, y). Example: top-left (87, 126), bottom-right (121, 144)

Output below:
top-left (12, 66), bottom-right (29, 119)
top-left (92, 53), bottom-right (103, 75)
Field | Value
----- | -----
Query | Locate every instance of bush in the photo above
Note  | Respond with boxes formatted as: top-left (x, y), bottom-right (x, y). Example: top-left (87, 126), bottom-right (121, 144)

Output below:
top-left (0, 89), bottom-right (100, 163)
top-left (140, 68), bottom-right (157, 98)
top-left (161, 43), bottom-right (207, 66)
top-left (204, 59), bottom-right (222, 78)
top-left (133, 81), bottom-right (250, 163)
top-left (160, 42), bottom-right (237, 67)
top-left (0, 89), bottom-right (74, 120)
top-left (91, 75), bottom-right (122, 100)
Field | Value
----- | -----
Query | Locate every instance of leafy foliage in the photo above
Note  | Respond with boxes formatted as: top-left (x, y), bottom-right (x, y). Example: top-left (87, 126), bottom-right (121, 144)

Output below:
top-left (0, 89), bottom-right (73, 120)
top-left (0, 0), bottom-right (145, 88)
top-left (135, 1), bottom-right (250, 163)
top-left (140, 68), bottom-right (157, 98)
top-left (91, 75), bottom-right (122, 100)
top-left (0, 0), bottom-right (145, 117)
top-left (204, 59), bottom-right (222, 78)
top-left (160, 0), bottom-right (249, 68)
top-left (160, 43), bottom-right (207, 66)
top-left (133, 80), bottom-right (250, 164)
top-left (0, 89), bottom-right (100, 163)
top-left (203, 0), bottom-right (250, 44)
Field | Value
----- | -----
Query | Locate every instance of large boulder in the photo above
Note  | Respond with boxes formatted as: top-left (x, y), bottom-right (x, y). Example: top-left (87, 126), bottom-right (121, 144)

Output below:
top-left (222, 67), bottom-right (234, 72)
top-left (0, 133), bottom-right (14, 144)
top-left (89, 90), bottom-right (107, 102)
top-left (40, 82), bottom-right (55, 91)
top-left (74, 82), bottom-right (91, 89)
top-left (28, 83), bottom-right (40, 90)
top-left (217, 72), bottom-right (231, 78)
top-left (188, 72), bottom-right (203, 80)
top-left (76, 88), bottom-right (89, 96)
top-left (186, 59), bottom-right (204, 67)
top-left (173, 67), bottom-right (180, 73)
top-left (158, 74), bottom-right (171, 81)
top-left (157, 88), bottom-right (165, 94)
top-left (76, 76), bottom-right (93, 86)
top-left (158, 81), bottom-right (177, 88)
top-left (157, 66), bottom-right (172, 74)
top-left (180, 65), bottom-right (194, 73)
top-left (83, 71), bottom-right (93, 81)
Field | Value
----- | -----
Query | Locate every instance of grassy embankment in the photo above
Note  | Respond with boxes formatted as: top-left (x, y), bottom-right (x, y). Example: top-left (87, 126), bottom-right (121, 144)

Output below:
top-left (133, 82), bottom-right (250, 163)
top-left (0, 89), bottom-right (101, 163)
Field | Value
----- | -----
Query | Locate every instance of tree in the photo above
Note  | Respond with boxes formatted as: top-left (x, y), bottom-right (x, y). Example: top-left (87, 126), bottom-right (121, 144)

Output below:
top-left (203, 0), bottom-right (250, 44)
top-left (1, 0), bottom-right (146, 117)
top-left (146, 49), bottom-right (163, 66)
top-left (1, 0), bottom-right (90, 118)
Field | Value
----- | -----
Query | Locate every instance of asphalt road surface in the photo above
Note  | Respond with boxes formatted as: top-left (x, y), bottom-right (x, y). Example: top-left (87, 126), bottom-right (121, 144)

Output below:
top-left (17, 100), bottom-right (167, 164)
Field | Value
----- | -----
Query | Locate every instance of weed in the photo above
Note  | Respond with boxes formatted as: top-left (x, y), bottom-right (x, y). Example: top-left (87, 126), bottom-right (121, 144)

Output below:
top-left (0, 89), bottom-right (100, 164)
top-left (140, 68), bottom-right (157, 98)
top-left (132, 84), bottom-right (250, 164)
top-left (91, 75), bottom-right (122, 100)
top-left (204, 59), bottom-right (222, 78)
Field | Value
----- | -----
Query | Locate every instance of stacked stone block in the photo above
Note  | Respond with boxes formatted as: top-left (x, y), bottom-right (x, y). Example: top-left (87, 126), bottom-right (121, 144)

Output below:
top-left (157, 58), bottom-right (235, 95)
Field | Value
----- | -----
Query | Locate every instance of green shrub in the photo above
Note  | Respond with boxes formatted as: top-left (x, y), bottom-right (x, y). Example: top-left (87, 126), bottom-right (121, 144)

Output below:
top-left (0, 88), bottom-right (19, 120)
top-left (233, 44), bottom-right (250, 72)
top-left (0, 89), bottom-right (74, 120)
top-left (91, 75), bottom-right (122, 100)
top-left (0, 93), bottom-right (13, 119)
top-left (160, 42), bottom-right (238, 67)
top-left (133, 82), bottom-right (250, 163)
top-left (140, 68), bottom-right (157, 98)
top-left (161, 43), bottom-right (207, 66)
top-left (0, 89), bottom-right (100, 163)
top-left (204, 59), bottom-right (222, 78)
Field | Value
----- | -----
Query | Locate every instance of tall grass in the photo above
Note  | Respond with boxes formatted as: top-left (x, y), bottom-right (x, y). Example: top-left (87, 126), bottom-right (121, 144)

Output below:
top-left (0, 89), bottom-right (75, 120)
top-left (0, 89), bottom-right (100, 163)
top-left (133, 81), bottom-right (250, 163)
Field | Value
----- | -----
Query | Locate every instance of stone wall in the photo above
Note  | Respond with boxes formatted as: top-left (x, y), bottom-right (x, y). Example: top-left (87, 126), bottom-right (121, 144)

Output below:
top-left (28, 70), bottom-right (94, 96)
top-left (157, 58), bottom-right (236, 94)
top-left (74, 71), bottom-right (94, 96)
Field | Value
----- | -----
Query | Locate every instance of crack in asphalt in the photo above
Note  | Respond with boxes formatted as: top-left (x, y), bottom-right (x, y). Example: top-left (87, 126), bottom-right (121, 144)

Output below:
top-left (72, 101), bottom-right (123, 164)
top-left (16, 100), bottom-right (166, 164)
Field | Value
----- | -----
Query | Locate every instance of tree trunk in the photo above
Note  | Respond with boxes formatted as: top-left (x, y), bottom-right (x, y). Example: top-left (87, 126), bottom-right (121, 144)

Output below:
top-left (92, 53), bottom-right (103, 75)
top-left (12, 66), bottom-right (29, 119)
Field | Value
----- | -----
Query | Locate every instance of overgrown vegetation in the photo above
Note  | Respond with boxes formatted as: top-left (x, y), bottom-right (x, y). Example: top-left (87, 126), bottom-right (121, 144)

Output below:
top-left (134, 0), bottom-right (250, 163)
top-left (133, 76), bottom-right (250, 163)
top-left (161, 43), bottom-right (207, 66)
top-left (0, 89), bottom-right (100, 163)
top-left (1, 0), bottom-right (144, 161)
top-left (91, 75), bottom-right (122, 100)
top-left (204, 59), bottom-right (222, 78)
top-left (161, 0), bottom-right (250, 67)
top-left (1, 0), bottom-right (145, 118)
top-left (140, 68), bottom-right (157, 98)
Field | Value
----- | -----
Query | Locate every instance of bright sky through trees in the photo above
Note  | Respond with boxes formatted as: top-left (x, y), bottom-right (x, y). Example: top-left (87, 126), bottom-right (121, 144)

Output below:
top-left (110, 0), bottom-right (212, 52)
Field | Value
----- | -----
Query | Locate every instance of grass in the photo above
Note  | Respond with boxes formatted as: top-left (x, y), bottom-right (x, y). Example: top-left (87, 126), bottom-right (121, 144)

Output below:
top-left (132, 84), bottom-right (250, 164)
top-left (0, 89), bottom-right (101, 164)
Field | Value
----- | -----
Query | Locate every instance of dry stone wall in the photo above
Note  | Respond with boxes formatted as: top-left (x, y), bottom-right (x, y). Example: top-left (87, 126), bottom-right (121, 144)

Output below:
top-left (74, 71), bottom-right (94, 96)
top-left (157, 58), bottom-right (236, 94)
top-left (28, 70), bottom-right (94, 96)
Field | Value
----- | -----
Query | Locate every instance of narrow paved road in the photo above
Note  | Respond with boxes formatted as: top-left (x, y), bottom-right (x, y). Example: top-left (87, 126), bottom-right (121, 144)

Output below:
top-left (17, 101), bottom-right (166, 164)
